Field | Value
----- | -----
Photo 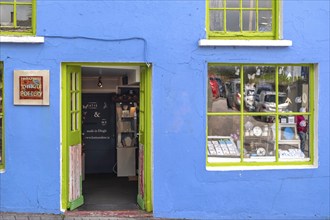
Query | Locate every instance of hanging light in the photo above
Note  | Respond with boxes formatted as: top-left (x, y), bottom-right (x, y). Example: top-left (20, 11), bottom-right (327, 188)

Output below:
top-left (97, 76), bottom-right (103, 88)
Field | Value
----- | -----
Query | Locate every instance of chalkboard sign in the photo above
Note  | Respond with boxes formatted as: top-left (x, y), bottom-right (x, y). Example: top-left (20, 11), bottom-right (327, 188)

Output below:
top-left (82, 93), bottom-right (116, 174)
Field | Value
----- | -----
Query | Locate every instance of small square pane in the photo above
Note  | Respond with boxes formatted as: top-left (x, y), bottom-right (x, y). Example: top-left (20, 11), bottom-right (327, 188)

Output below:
top-left (243, 0), bottom-right (256, 8)
top-left (259, 0), bottom-right (272, 8)
top-left (208, 65), bottom-right (241, 112)
top-left (17, 0), bottom-right (32, 2)
top-left (226, 10), bottom-right (240, 32)
top-left (243, 116), bottom-right (275, 161)
top-left (71, 113), bottom-right (75, 131)
top-left (0, 5), bottom-right (14, 27)
top-left (210, 10), bottom-right (224, 31)
top-left (71, 73), bottom-right (75, 91)
top-left (243, 10), bottom-right (256, 31)
top-left (207, 116), bottom-right (241, 162)
top-left (0, 117), bottom-right (2, 164)
top-left (76, 112), bottom-right (79, 131)
top-left (250, 66), bottom-right (276, 114)
top-left (226, 0), bottom-right (240, 8)
top-left (210, 0), bottom-right (224, 8)
top-left (278, 66), bottom-right (310, 113)
top-left (278, 116), bottom-right (310, 160)
top-left (17, 5), bottom-right (32, 27)
top-left (71, 93), bottom-right (75, 111)
top-left (258, 10), bottom-right (272, 32)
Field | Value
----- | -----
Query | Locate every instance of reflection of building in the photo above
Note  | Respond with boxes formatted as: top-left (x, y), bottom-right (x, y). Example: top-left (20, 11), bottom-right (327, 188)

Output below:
top-left (0, 1), bottom-right (329, 220)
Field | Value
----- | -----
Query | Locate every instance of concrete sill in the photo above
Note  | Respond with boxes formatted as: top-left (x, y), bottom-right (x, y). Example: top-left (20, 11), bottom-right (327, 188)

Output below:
top-left (0, 36), bottom-right (44, 43)
top-left (199, 39), bottom-right (292, 47)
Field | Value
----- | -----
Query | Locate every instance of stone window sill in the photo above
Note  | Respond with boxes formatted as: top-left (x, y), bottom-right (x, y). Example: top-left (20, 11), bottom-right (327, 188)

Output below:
top-left (199, 39), bottom-right (292, 47)
top-left (0, 36), bottom-right (44, 43)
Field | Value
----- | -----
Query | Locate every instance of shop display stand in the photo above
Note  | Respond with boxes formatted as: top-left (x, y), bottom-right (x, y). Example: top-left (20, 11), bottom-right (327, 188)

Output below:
top-left (114, 93), bottom-right (139, 177)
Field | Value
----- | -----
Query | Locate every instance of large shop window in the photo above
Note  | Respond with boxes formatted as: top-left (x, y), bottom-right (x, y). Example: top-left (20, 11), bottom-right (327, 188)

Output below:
top-left (0, 0), bottom-right (35, 35)
top-left (207, 64), bottom-right (315, 168)
top-left (0, 63), bottom-right (3, 169)
top-left (207, 0), bottom-right (279, 39)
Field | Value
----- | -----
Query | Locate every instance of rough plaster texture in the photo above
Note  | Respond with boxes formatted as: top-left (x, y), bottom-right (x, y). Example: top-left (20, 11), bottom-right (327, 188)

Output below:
top-left (0, 0), bottom-right (329, 219)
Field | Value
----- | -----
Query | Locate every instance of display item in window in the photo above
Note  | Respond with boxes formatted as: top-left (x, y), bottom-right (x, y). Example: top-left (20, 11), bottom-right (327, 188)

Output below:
top-left (296, 107), bottom-right (308, 153)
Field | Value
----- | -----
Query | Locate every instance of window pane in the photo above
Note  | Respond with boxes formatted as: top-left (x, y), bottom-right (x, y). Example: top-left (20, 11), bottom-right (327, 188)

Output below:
top-left (259, 0), bottom-right (272, 8)
top-left (243, 0), bottom-right (256, 8)
top-left (243, 10), bottom-right (256, 31)
top-left (71, 93), bottom-right (75, 111)
top-left (226, 10), bottom-right (240, 32)
top-left (210, 10), bottom-right (224, 31)
top-left (76, 112), bottom-right (79, 132)
top-left (71, 73), bottom-right (75, 91)
top-left (210, 0), bottom-right (224, 8)
top-left (17, 5), bottom-right (32, 27)
top-left (252, 66), bottom-right (276, 115)
top-left (0, 5), bottom-right (14, 27)
top-left (278, 116), bottom-right (310, 160)
top-left (71, 113), bottom-right (75, 131)
top-left (278, 66), bottom-right (310, 113)
top-left (0, 71), bottom-right (2, 114)
top-left (208, 66), bottom-right (241, 112)
top-left (0, 117), bottom-right (2, 164)
top-left (258, 10), bottom-right (272, 32)
top-left (208, 116), bottom-right (241, 162)
top-left (227, 0), bottom-right (240, 8)
top-left (243, 66), bottom-right (257, 112)
top-left (17, 0), bottom-right (32, 2)
top-left (243, 116), bottom-right (275, 161)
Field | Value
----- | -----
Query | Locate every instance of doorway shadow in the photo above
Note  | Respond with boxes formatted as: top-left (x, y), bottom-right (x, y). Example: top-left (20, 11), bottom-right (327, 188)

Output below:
top-left (78, 173), bottom-right (139, 211)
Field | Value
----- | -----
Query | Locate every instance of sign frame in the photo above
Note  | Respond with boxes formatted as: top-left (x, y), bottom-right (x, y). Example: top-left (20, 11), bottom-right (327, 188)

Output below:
top-left (14, 70), bottom-right (50, 105)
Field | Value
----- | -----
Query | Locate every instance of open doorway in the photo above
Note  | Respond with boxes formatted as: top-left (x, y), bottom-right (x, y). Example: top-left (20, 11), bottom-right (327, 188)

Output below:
top-left (80, 66), bottom-right (140, 211)
top-left (61, 63), bottom-right (152, 212)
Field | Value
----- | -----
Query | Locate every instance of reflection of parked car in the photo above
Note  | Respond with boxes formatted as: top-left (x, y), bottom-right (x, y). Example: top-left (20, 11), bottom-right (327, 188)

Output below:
top-left (215, 78), bottom-right (226, 97)
top-left (244, 87), bottom-right (255, 111)
top-left (226, 79), bottom-right (241, 110)
top-left (256, 91), bottom-right (289, 122)
top-left (209, 76), bottom-right (220, 99)
top-left (253, 83), bottom-right (273, 109)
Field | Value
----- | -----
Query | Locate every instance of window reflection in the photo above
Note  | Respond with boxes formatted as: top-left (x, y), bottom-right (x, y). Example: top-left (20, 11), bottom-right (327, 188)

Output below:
top-left (207, 65), bottom-right (312, 164)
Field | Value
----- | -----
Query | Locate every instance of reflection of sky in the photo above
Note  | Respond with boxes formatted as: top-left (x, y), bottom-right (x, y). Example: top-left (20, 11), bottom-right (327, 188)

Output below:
top-left (0, 5), bottom-right (30, 23)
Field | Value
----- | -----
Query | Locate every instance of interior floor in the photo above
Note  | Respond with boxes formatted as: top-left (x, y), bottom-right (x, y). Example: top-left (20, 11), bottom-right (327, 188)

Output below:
top-left (78, 173), bottom-right (139, 211)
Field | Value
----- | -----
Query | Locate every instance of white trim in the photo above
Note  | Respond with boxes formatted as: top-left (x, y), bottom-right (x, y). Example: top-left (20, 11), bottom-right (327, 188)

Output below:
top-left (198, 39), bottom-right (292, 47)
top-left (206, 164), bottom-right (318, 171)
top-left (0, 36), bottom-right (44, 43)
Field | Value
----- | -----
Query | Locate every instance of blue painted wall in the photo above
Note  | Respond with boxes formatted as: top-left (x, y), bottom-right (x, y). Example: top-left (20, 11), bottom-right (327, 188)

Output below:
top-left (0, 0), bottom-right (329, 219)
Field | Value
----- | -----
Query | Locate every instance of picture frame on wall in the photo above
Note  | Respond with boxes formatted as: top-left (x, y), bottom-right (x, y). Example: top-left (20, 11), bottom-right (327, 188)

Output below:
top-left (13, 70), bottom-right (50, 105)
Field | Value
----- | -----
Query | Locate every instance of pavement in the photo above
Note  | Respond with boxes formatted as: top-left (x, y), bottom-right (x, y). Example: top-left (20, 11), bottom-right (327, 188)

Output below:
top-left (0, 210), bottom-right (181, 220)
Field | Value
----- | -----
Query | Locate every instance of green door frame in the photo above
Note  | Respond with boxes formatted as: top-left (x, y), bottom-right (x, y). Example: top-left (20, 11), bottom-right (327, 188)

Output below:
top-left (61, 62), bottom-right (153, 212)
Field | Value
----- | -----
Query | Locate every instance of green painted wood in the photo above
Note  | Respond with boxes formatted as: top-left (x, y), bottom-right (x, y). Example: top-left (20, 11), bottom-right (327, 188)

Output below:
top-left (61, 62), bottom-right (153, 212)
top-left (61, 65), bottom-right (84, 210)
top-left (137, 64), bottom-right (153, 212)
top-left (0, 62), bottom-right (4, 170)
top-left (206, 64), bottom-right (315, 167)
top-left (0, 0), bottom-right (35, 35)
top-left (206, 0), bottom-right (279, 40)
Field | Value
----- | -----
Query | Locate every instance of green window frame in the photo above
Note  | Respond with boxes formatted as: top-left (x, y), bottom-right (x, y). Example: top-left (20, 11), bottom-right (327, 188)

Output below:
top-left (207, 64), bottom-right (315, 168)
top-left (207, 0), bottom-right (279, 40)
top-left (0, 63), bottom-right (4, 170)
top-left (0, 0), bottom-right (36, 35)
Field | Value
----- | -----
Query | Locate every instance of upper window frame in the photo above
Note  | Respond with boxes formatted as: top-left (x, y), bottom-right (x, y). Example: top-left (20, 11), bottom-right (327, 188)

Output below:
top-left (206, 0), bottom-right (280, 40)
top-left (0, 0), bottom-right (36, 36)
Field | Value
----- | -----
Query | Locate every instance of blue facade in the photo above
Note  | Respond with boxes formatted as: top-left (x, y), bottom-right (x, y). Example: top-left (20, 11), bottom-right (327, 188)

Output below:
top-left (0, 1), bottom-right (329, 219)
